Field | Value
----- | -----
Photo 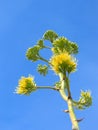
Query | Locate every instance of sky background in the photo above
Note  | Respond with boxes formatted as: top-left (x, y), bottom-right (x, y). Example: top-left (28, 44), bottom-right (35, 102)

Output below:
top-left (0, 0), bottom-right (98, 130)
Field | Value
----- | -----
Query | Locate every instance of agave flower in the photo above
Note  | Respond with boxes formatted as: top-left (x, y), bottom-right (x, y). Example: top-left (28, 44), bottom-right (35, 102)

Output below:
top-left (50, 52), bottom-right (77, 74)
top-left (16, 76), bottom-right (37, 95)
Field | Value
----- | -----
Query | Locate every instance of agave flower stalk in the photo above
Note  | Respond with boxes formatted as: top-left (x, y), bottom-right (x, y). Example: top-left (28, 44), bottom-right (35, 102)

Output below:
top-left (16, 30), bottom-right (92, 130)
top-left (59, 73), bottom-right (79, 130)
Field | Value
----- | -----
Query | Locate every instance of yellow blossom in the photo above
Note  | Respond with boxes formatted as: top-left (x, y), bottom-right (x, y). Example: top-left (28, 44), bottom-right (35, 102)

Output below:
top-left (16, 76), bottom-right (37, 95)
top-left (50, 52), bottom-right (77, 74)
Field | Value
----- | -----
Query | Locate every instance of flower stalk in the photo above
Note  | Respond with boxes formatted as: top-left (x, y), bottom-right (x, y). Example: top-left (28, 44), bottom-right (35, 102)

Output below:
top-left (37, 86), bottom-right (59, 91)
top-left (16, 30), bottom-right (92, 130)
top-left (59, 73), bottom-right (79, 130)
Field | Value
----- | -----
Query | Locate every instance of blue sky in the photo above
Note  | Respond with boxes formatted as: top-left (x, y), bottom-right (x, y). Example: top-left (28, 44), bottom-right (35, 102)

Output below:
top-left (0, 0), bottom-right (98, 129)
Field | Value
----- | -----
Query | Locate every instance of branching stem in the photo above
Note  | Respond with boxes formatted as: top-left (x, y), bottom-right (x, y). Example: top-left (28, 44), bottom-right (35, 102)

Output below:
top-left (59, 73), bottom-right (80, 130)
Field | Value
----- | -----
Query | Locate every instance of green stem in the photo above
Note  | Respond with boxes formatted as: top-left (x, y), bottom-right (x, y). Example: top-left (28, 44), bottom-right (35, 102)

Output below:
top-left (39, 56), bottom-right (50, 64)
top-left (59, 73), bottom-right (80, 130)
top-left (44, 46), bottom-right (51, 49)
top-left (37, 86), bottom-right (59, 91)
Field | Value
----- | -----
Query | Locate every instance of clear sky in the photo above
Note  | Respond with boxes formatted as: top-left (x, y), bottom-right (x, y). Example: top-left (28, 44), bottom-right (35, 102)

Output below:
top-left (0, 0), bottom-right (98, 130)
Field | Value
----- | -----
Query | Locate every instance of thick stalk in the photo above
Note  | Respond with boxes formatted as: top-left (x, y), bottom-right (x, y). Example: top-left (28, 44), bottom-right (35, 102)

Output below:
top-left (68, 99), bottom-right (79, 130)
top-left (66, 77), bottom-right (72, 99)
top-left (59, 73), bottom-right (80, 130)
top-left (59, 73), bottom-right (67, 101)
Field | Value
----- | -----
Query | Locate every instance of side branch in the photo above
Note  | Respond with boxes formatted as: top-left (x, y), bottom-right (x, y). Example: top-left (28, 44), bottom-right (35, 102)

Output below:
top-left (37, 86), bottom-right (59, 91)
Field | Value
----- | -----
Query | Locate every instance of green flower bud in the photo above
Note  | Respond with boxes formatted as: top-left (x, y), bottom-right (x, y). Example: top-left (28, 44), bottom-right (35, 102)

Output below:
top-left (37, 39), bottom-right (44, 49)
top-left (43, 30), bottom-right (58, 43)
top-left (73, 90), bottom-right (92, 110)
top-left (79, 90), bottom-right (92, 108)
top-left (52, 37), bottom-right (78, 55)
top-left (37, 64), bottom-right (48, 76)
top-left (54, 81), bottom-right (61, 89)
top-left (26, 46), bottom-right (40, 62)
top-left (70, 42), bottom-right (78, 54)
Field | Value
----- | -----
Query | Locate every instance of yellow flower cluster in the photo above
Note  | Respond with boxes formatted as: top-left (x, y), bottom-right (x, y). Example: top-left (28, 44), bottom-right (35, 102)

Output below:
top-left (50, 52), bottom-right (77, 74)
top-left (16, 76), bottom-right (37, 95)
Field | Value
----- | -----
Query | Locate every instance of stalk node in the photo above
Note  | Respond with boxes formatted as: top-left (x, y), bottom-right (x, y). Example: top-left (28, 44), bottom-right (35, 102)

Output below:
top-left (63, 110), bottom-right (69, 113)
top-left (76, 118), bottom-right (84, 122)
top-left (68, 95), bottom-right (72, 100)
